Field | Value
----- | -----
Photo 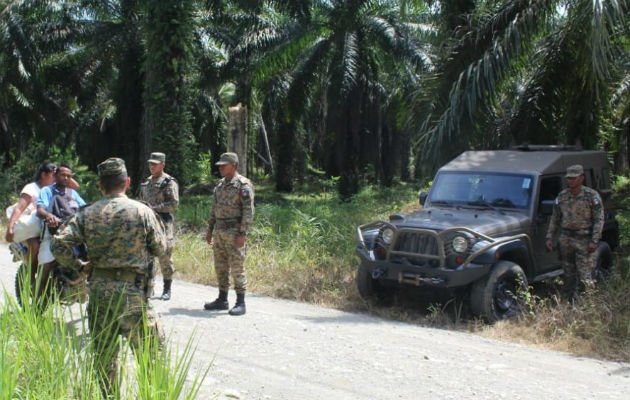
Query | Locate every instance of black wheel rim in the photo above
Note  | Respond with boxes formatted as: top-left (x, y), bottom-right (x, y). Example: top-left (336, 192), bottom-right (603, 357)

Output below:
top-left (493, 275), bottom-right (521, 317)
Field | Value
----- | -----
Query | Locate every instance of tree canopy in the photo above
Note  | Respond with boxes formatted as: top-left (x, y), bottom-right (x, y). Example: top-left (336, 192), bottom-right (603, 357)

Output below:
top-left (1, 0), bottom-right (628, 199)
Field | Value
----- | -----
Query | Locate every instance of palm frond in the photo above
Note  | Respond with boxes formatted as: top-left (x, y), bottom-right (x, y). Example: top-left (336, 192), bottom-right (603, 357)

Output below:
top-left (420, 0), bottom-right (553, 159)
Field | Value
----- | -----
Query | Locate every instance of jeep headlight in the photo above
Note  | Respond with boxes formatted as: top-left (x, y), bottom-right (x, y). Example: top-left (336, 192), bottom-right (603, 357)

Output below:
top-left (452, 236), bottom-right (468, 253)
top-left (382, 228), bottom-right (394, 245)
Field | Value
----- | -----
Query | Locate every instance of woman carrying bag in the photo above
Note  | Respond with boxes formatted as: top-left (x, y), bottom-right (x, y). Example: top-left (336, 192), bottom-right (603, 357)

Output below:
top-left (5, 162), bottom-right (79, 294)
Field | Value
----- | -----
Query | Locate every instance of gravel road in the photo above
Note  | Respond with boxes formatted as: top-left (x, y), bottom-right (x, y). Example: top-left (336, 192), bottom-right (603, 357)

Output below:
top-left (1, 244), bottom-right (628, 399)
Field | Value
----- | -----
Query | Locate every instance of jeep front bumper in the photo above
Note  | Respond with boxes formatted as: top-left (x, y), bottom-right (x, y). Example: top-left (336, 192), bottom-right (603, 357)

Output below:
top-left (356, 222), bottom-right (529, 288)
top-left (357, 247), bottom-right (492, 288)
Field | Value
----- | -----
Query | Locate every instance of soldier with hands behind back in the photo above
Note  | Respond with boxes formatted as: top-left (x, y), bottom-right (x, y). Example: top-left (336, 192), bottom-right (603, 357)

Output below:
top-left (51, 158), bottom-right (167, 396)
top-left (140, 152), bottom-right (179, 300)
top-left (204, 152), bottom-right (254, 316)
top-left (545, 164), bottom-right (604, 301)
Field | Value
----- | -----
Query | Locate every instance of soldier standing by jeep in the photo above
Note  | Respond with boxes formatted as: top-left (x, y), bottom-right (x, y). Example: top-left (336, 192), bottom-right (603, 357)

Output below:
top-left (140, 152), bottom-right (179, 300)
top-left (545, 164), bottom-right (604, 300)
top-left (204, 152), bottom-right (254, 316)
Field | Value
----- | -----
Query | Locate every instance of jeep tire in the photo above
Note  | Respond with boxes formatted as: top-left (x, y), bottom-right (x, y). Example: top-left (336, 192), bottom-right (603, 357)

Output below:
top-left (357, 263), bottom-right (396, 303)
top-left (592, 242), bottom-right (613, 283)
top-left (357, 263), bottom-right (376, 299)
top-left (470, 260), bottom-right (528, 322)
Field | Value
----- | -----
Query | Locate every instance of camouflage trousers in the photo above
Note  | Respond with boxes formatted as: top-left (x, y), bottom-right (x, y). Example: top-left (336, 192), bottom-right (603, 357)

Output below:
top-left (158, 220), bottom-right (176, 280)
top-left (87, 278), bottom-right (163, 396)
top-left (213, 229), bottom-right (247, 293)
top-left (558, 234), bottom-right (596, 298)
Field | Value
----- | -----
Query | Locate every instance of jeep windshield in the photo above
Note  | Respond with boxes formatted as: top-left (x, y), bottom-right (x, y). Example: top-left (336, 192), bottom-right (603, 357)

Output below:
top-left (428, 172), bottom-right (533, 210)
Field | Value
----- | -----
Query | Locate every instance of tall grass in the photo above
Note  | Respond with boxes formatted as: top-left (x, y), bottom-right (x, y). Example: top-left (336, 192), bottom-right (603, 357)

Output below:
top-left (174, 181), bottom-right (629, 360)
top-left (474, 261), bottom-right (630, 361)
top-left (0, 270), bottom-right (208, 399)
top-left (175, 182), bottom-right (421, 305)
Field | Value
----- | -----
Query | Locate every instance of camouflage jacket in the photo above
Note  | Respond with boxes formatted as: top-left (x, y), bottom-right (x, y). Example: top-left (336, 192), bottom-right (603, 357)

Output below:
top-left (546, 186), bottom-right (604, 243)
top-left (140, 172), bottom-right (179, 215)
top-left (208, 173), bottom-right (254, 234)
top-left (51, 193), bottom-right (167, 273)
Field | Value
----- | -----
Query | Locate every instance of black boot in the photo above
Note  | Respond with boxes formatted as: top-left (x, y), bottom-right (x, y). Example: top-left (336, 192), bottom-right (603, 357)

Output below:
top-left (160, 279), bottom-right (172, 301)
top-left (229, 293), bottom-right (246, 316)
top-left (204, 290), bottom-right (229, 310)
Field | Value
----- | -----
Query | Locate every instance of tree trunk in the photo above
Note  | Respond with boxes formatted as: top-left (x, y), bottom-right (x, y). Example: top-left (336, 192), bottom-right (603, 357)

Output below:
top-left (228, 103), bottom-right (248, 173)
top-left (142, 0), bottom-right (195, 186)
top-left (274, 110), bottom-right (295, 192)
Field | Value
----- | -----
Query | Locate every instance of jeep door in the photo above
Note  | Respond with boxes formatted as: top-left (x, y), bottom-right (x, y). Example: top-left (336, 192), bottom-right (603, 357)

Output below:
top-left (533, 175), bottom-right (563, 273)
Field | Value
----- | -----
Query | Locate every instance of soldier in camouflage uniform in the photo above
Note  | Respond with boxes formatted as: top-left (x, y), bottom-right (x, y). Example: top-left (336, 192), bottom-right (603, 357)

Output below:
top-left (204, 152), bottom-right (254, 316)
top-left (51, 158), bottom-right (167, 395)
top-left (545, 164), bottom-right (604, 300)
top-left (139, 152), bottom-right (179, 300)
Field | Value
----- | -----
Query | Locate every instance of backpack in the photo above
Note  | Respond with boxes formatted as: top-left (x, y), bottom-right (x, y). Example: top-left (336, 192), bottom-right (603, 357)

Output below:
top-left (48, 189), bottom-right (80, 235)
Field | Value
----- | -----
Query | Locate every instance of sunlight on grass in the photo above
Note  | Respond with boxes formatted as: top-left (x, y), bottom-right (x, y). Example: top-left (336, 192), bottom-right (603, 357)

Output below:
top-left (173, 181), bottom-right (629, 361)
top-left (174, 183), bottom-right (421, 306)
top-left (0, 272), bottom-right (208, 399)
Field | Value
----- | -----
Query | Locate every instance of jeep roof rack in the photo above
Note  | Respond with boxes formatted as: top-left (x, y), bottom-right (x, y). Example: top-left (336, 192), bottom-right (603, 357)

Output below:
top-left (511, 144), bottom-right (583, 152)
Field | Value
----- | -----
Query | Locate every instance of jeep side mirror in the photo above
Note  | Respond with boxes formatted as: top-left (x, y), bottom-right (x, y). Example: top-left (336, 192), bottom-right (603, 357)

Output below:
top-left (539, 200), bottom-right (554, 215)
top-left (419, 192), bottom-right (428, 206)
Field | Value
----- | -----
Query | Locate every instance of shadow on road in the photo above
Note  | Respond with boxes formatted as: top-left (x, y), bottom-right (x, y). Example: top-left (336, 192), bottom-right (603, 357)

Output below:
top-left (160, 307), bottom-right (225, 319)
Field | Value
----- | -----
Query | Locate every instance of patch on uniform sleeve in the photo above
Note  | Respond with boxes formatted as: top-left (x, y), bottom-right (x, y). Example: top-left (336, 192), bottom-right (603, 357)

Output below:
top-left (241, 187), bottom-right (250, 199)
top-left (593, 196), bottom-right (600, 206)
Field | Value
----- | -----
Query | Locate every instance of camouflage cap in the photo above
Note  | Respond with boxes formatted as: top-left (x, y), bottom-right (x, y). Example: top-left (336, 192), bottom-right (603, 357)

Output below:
top-left (565, 164), bottom-right (584, 178)
top-left (98, 157), bottom-right (127, 177)
top-left (148, 152), bottom-right (166, 164)
top-left (215, 152), bottom-right (239, 165)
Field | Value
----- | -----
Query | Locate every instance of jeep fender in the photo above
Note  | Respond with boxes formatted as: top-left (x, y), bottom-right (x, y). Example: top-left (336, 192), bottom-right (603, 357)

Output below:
top-left (468, 238), bottom-right (534, 278)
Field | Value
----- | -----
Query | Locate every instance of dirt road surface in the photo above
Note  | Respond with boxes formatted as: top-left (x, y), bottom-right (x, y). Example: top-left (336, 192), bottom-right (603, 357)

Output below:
top-left (1, 244), bottom-right (628, 399)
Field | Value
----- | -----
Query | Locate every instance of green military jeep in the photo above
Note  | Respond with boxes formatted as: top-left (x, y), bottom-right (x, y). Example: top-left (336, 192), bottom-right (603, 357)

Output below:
top-left (356, 146), bottom-right (619, 321)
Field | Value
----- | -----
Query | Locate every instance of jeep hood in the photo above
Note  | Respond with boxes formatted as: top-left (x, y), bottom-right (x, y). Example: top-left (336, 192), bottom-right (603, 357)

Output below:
top-left (392, 207), bottom-right (529, 237)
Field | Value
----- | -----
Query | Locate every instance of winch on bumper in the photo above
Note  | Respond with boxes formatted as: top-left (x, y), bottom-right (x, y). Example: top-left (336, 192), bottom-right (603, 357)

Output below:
top-left (356, 222), bottom-right (527, 289)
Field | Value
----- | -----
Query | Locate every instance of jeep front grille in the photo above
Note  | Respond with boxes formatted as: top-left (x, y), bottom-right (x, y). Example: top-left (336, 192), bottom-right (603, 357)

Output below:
top-left (393, 232), bottom-right (439, 256)
top-left (388, 229), bottom-right (443, 268)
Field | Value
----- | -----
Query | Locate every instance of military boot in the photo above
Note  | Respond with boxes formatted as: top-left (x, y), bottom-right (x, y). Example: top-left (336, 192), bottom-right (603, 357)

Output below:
top-left (229, 293), bottom-right (246, 316)
top-left (161, 279), bottom-right (172, 301)
top-left (204, 290), bottom-right (229, 310)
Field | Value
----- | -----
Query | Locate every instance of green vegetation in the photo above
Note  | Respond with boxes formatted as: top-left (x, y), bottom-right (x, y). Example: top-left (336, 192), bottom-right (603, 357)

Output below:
top-left (174, 181), bottom-right (421, 304)
top-left (0, 273), bottom-right (207, 399)
top-left (476, 265), bottom-right (630, 361)
top-left (0, 0), bottom-right (628, 382)
top-left (1, 1), bottom-right (628, 198)
top-left (173, 180), bottom-right (629, 361)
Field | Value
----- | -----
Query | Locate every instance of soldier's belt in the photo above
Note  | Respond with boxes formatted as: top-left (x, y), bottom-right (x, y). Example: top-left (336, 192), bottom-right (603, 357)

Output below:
top-left (215, 217), bottom-right (241, 229)
top-left (91, 268), bottom-right (142, 284)
top-left (561, 228), bottom-right (591, 236)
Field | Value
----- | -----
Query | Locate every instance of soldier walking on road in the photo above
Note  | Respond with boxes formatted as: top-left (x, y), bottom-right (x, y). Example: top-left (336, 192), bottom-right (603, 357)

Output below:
top-left (140, 152), bottom-right (179, 300)
top-left (545, 164), bottom-right (604, 301)
top-left (204, 152), bottom-right (254, 316)
top-left (51, 158), bottom-right (167, 395)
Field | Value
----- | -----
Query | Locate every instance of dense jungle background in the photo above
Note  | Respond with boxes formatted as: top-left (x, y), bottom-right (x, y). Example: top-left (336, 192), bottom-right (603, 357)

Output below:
top-left (0, 0), bottom-right (628, 199)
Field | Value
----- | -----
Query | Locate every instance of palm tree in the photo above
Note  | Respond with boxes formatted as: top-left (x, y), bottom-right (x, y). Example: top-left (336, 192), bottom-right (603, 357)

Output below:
top-left (142, 0), bottom-right (195, 185)
top-left (416, 0), bottom-right (630, 171)
top-left (229, 0), bottom-right (432, 196)
top-left (0, 0), bottom-right (79, 165)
